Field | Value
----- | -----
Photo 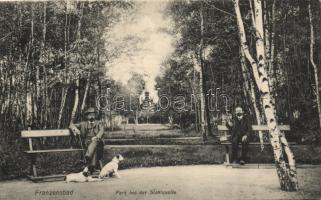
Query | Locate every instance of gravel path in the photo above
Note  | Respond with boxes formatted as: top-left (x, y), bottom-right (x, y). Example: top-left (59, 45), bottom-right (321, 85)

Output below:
top-left (0, 165), bottom-right (320, 200)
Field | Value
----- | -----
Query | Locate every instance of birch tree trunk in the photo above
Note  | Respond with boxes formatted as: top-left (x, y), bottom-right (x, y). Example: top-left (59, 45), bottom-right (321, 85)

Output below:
top-left (308, 1), bottom-right (321, 128)
top-left (42, 2), bottom-right (48, 128)
top-left (70, 2), bottom-right (83, 124)
top-left (24, 44), bottom-right (32, 127)
top-left (266, 0), bottom-right (277, 118)
top-left (81, 74), bottom-right (91, 114)
top-left (31, 4), bottom-right (38, 122)
top-left (234, 0), bottom-right (299, 191)
top-left (192, 69), bottom-right (199, 132)
top-left (0, 63), bottom-right (3, 114)
top-left (35, 4), bottom-right (41, 122)
top-left (269, 0), bottom-right (277, 90)
top-left (70, 78), bottom-right (79, 124)
top-left (57, 3), bottom-right (69, 128)
top-left (199, 4), bottom-right (207, 141)
top-left (188, 70), bottom-right (199, 132)
top-left (25, 5), bottom-right (34, 127)
top-left (240, 48), bottom-right (264, 150)
top-left (57, 88), bottom-right (67, 128)
top-left (135, 110), bottom-right (138, 125)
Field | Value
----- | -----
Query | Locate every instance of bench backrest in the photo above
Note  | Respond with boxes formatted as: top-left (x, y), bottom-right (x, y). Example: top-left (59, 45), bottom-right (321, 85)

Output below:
top-left (21, 129), bottom-right (71, 138)
top-left (217, 125), bottom-right (290, 131)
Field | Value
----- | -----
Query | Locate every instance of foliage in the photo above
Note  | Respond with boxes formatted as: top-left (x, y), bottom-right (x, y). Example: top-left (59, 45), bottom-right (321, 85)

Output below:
top-left (0, 1), bottom-right (134, 179)
top-left (158, 0), bottom-right (321, 138)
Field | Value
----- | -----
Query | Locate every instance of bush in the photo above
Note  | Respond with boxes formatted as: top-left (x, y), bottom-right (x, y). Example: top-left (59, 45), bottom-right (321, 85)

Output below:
top-left (0, 140), bottom-right (29, 179)
top-left (298, 129), bottom-right (321, 145)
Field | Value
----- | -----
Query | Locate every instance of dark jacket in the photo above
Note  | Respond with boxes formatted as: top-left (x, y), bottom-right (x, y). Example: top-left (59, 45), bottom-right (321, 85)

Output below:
top-left (226, 116), bottom-right (252, 138)
top-left (70, 121), bottom-right (104, 140)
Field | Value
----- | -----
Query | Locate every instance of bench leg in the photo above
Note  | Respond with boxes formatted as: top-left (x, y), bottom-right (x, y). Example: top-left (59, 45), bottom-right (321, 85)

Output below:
top-left (32, 164), bottom-right (37, 177)
top-left (29, 154), bottom-right (37, 177)
top-left (225, 145), bottom-right (230, 165)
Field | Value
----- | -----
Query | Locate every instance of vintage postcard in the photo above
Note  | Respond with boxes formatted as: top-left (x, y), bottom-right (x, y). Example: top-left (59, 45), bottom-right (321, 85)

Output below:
top-left (0, 0), bottom-right (321, 199)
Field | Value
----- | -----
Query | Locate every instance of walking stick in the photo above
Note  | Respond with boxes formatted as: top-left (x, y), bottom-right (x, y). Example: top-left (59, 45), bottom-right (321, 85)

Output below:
top-left (78, 134), bottom-right (86, 158)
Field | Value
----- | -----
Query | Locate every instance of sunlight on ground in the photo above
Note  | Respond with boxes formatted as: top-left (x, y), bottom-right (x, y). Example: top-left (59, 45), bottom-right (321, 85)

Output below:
top-left (1, 165), bottom-right (320, 200)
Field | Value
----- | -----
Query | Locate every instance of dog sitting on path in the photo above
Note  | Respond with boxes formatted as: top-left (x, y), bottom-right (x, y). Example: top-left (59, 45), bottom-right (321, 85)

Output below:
top-left (99, 154), bottom-right (124, 179)
top-left (65, 167), bottom-right (102, 183)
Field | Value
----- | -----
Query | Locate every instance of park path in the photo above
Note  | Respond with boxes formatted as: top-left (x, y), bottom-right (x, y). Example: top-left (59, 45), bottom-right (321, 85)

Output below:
top-left (1, 165), bottom-right (320, 200)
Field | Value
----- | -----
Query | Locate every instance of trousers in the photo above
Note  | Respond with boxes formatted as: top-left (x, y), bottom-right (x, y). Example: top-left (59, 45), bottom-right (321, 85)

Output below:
top-left (231, 135), bottom-right (249, 162)
top-left (85, 139), bottom-right (104, 168)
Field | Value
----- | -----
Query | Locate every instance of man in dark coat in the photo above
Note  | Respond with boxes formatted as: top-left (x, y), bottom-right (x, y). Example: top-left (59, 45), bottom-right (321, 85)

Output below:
top-left (226, 107), bottom-right (252, 165)
top-left (69, 107), bottom-right (105, 173)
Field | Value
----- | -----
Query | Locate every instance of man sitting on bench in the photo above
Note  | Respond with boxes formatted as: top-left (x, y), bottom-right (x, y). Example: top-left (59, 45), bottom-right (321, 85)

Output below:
top-left (69, 107), bottom-right (105, 174)
top-left (226, 107), bottom-right (252, 165)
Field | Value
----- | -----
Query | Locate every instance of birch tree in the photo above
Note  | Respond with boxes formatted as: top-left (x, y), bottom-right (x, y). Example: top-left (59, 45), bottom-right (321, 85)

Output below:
top-left (26, 4), bottom-right (35, 127)
top-left (80, 73), bottom-right (91, 114)
top-left (233, 0), bottom-right (298, 191)
top-left (199, 3), bottom-right (207, 140)
top-left (70, 2), bottom-right (84, 124)
top-left (57, 2), bottom-right (70, 128)
top-left (308, 0), bottom-right (321, 128)
top-left (41, 2), bottom-right (48, 128)
top-left (240, 48), bottom-right (264, 150)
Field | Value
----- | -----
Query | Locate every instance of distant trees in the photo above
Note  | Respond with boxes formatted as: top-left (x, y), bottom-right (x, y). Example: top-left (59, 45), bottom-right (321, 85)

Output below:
top-left (126, 72), bottom-right (146, 124)
top-left (164, 1), bottom-right (240, 138)
top-left (155, 55), bottom-right (197, 129)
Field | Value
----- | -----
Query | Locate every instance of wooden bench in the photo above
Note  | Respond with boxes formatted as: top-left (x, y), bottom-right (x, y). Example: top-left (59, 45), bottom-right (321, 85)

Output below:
top-left (21, 129), bottom-right (84, 182)
top-left (218, 125), bottom-right (294, 165)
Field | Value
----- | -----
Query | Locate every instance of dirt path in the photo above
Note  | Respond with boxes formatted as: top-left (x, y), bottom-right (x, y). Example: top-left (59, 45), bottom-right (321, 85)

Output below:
top-left (1, 165), bottom-right (320, 200)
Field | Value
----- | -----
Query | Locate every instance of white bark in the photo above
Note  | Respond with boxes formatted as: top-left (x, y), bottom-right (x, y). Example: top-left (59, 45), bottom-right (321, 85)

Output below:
top-left (70, 78), bottom-right (79, 124)
top-left (199, 4), bottom-right (207, 139)
top-left (240, 49), bottom-right (264, 150)
top-left (57, 88), bottom-right (67, 128)
top-left (70, 2), bottom-right (83, 124)
top-left (248, 0), bottom-right (256, 26)
top-left (57, 3), bottom-right (69, 128)
top-left (190, 54), bottom-right (201, 131)
top-left (25, 42), bottom-right (31, 126)
top-left (80, 75), bottom-right (90, 113)
top-left (234, 0), bottom-right (298, 191)
top-left (42, 2), bottom-right (48, 127)
top-left (31, 5), bottom-right (38, 120)
top-left (308, 1), bottom-right (321, 128)
top-left (26, 87), bottom-right (33, 126)
top-left (269, 0), bottom-right (276, 88)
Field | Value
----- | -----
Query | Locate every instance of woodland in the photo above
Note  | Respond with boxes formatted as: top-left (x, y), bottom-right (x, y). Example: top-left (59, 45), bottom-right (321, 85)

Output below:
top-left (0, 0), bottom-right (321, 191)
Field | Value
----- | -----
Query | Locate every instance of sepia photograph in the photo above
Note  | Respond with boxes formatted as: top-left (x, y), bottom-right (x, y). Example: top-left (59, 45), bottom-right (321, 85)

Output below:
top-left (0, 0), bottom-right (321, 199)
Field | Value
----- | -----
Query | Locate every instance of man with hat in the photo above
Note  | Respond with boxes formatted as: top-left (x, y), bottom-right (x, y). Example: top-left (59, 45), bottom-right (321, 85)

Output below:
top-left (69, 107), bottom-right (105, 173)
top-left (226, 106), bottom-right (252, 165)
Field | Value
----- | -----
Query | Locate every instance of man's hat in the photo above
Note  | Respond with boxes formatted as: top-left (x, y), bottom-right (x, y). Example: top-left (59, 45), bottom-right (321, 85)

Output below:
top-left (85, 107), bottom-right (96, 115)
top-left (235, 107), bottom-right (244, 114)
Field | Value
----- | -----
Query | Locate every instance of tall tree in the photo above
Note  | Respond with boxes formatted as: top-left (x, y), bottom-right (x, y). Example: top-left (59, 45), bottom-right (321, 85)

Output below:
top-left (41, 2), bottom-right (48, 128)
top-left (57, 2), bottom-right (70, 128)
top-left (234, 0), bottom-right (298, 191)
top-left (308, 0), bottom-right (321, 128)
top-left (199, 3), bottom-right (207, 140)
top-left (70, 2), bottom-right (84, 124)
top-left (240, 48), bottom-right (264, 150)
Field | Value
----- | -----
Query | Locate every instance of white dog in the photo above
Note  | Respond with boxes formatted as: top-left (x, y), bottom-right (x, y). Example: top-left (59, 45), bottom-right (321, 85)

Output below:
top-left (99, 154), bottom-right (124, 179)
top-left (65, 167), bottom-right (102, 183)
